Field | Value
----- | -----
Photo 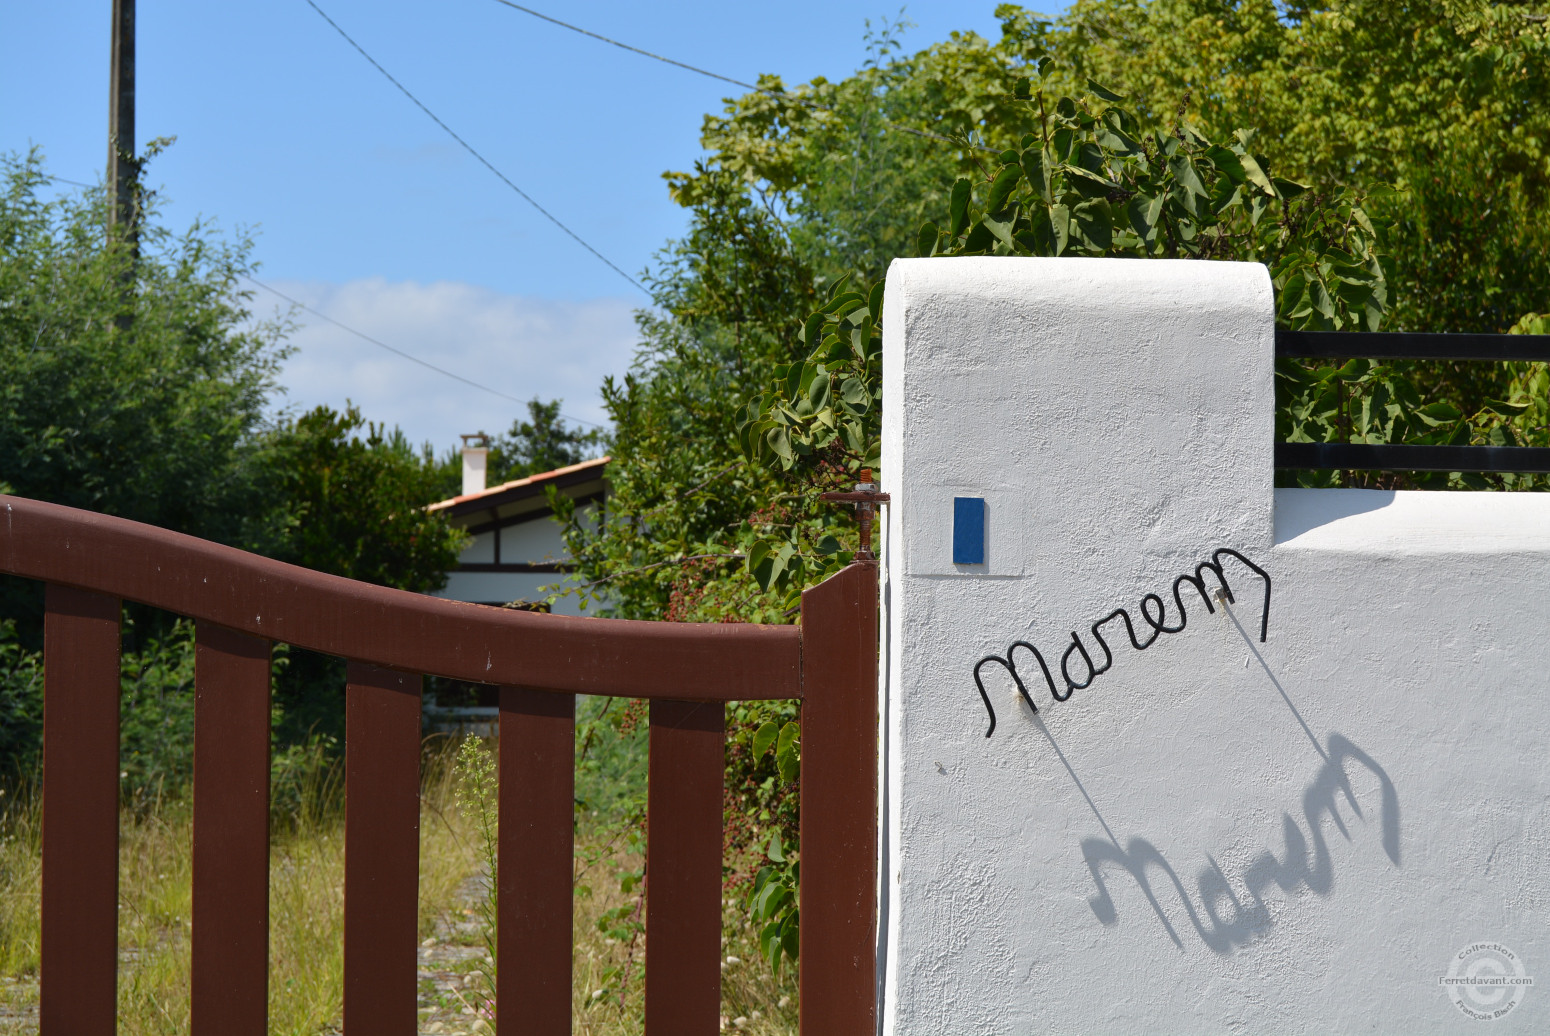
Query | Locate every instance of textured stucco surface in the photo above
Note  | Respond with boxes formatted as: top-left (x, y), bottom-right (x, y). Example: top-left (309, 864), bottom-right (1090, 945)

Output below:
top-left (879, 257), bottom-right (1550, 1034)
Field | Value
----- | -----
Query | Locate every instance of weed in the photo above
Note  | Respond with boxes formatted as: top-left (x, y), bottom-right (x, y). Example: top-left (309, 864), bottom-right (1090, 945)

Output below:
top-left (451, 735), bottom-right (499, 1023)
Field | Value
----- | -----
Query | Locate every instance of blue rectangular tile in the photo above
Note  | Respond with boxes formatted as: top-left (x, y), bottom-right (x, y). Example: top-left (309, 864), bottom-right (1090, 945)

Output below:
top-left (953, 496), bottom-right (986, 565)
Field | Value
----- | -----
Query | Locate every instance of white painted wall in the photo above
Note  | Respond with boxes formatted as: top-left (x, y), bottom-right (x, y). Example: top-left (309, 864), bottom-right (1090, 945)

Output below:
top-left (880, 257), bottom-right (1550, 1034)
top-left (430, 570), bottom-right (579, 612)
top-left (499, 513), bottom-right (569, 564)
top-left (428, 506), bottom-right (597, 616)
top-left (461, 530), bottom-right (497, 564)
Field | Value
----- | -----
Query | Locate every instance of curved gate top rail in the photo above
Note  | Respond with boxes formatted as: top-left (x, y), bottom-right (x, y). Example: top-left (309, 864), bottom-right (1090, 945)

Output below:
top-left (1, 495), bottom-right (800, 700)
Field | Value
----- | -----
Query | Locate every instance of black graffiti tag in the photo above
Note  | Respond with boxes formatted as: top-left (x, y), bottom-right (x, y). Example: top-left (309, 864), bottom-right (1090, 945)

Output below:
top-left (972, 548), bottom-right (1272, 737)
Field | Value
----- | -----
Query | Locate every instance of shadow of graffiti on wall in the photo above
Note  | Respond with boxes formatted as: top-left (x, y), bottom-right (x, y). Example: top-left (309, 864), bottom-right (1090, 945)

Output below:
top-left (1031, 598), bottom-right (1401, 956)
top-left (1075, 730), bottom-right (1399, 954)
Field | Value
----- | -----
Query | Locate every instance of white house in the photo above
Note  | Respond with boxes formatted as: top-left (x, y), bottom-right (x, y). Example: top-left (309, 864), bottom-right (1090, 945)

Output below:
top-left (425, 444), bottom-right (607, 617)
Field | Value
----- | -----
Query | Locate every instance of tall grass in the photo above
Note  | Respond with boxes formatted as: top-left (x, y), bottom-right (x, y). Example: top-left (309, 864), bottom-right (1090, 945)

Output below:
top-left (0, 736), bottom-right (797, 1035)
top-left (567, 815), bottom-right (798, 1036)
top-left (0, 743), bottom-right (470, 1034)
top-left (0, 785), bottom-right (40, 1019)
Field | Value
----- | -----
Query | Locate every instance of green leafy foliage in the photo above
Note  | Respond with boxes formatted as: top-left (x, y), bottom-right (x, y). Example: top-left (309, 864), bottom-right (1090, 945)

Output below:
top-left (722, 704), bottom-right (803, 973)
top-left (731, 275), bottom-right (884, 608)
top-left (587, 825), bottom-right (647, 1011)
top-left (573, 696), bottom-right (649, 822)
top-left (736, 73), bottom-right (1394, 606)
top-left (1276, 315), bottom-right (1549, 490)
top-left (116, 619), bottom-right (198, 817)
top-left (0, 150), bottom-right (469, 613)
top-left (552, 168), bottom-right (824, 625)
top-left (1, 616), bottom-right (249, 814)
top-left (695, 3), bottom-right (1549, 496)
top-left (1020, 0), bottom-right (1550, 484)
top-left (260, 403), bottom-right (467, 593)
top-left (0, 151), bottom-right (477, 771)
top-left (691, 16), bottom-right (996, 287)
top-left (0, 615), bottom-right (203, 811)
top-left (0, 150), bottom-right (288, 557)
top-left (739, 276), bottom-right (884, 476)
top-left (0, 621), bottom-right (43, 782)
top-left (918, 76), bottom-right (1388, 331)
top-left (0, 149), bottom-right (474, 611)
top-left (746, 829), bottom-right (800, 974)
top-left (1037, 0), bottom-right (1550, 335)
top-left (744, 78), bottom-right (1547, 509)
top-left (453, 734), bottom-right (500, 1013)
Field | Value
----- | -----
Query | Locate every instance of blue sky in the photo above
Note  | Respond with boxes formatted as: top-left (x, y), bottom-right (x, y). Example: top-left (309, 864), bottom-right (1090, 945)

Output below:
top-left (2, 0), bottom-right (1060, 450)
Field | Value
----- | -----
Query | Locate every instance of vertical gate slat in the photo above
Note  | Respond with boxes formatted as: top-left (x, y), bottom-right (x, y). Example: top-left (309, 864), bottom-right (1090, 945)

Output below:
top-left (644, 699), bottom-right (724, 1035)
top-left (344, 663), bottom-right (422, 1035)
top-left (41, 585), bottom-right (121, 1034)
top-left (192, 622), bottom-right (272, 1036)
top-left (497, 686), bottom-right (575, 1036)
top-left (799, 563), bottom-right (879, 1034)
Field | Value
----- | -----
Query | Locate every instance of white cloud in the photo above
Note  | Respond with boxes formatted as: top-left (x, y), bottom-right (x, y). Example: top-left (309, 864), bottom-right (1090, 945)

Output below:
top-left (258, 278), bottom-right (641, 453)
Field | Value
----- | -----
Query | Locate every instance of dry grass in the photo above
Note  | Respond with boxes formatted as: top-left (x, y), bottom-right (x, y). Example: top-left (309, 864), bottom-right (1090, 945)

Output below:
top-left (0, 787), bottom-right (40, 1029)
top-left (0, 741), bottom-right (796, 1035)
top-left (568, 824), bottom-right (798, 1035)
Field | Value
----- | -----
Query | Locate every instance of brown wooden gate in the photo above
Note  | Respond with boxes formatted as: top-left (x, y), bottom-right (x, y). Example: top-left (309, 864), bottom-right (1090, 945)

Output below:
top-left (0, 495), bottom-right (878, 1035)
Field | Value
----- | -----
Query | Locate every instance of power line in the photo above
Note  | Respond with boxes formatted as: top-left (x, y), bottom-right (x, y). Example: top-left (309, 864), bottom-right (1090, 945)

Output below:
top-left (42, 173), bottom-right (98, 189)
top-left (29, 181), bottom-right (612, 428)
top-left (487, 0), bottom-right (990, 152)
top-left (301, 0), bottom-right (647, 297)
top-left (242, 274), bottom-right (608, 429)
top-left (490, 0), bottom-right (765, 93)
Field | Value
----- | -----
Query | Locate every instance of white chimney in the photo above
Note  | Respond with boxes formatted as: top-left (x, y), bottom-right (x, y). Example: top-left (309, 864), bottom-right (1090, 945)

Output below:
top-left (460, 433), bottom-right (490, 497)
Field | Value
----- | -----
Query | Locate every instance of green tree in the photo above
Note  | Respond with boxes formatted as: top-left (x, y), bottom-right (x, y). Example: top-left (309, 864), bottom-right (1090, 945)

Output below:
top-left (690, 16), bottom-right (1021, 285)
top-left (1032, 0), bottom-right (1550, 437)
top-left (260, 404), bottom-right (466, 592)
top-left (739, 64), bottom-right (1398, 587)
top-left (1028, 0), bottom-right (1550, 480)
top-left (556, 168), bottom-right (830, 624)
top-left (1039, 0), bottom-right (1550, 334)
top-left (489, 398), bottom-right (603, 483)
top-left (0, 149), bottom-right (288, 547)
top-left (0, 151), bottom-right (471, 610)
top-left (691, 2), bottom-right (1550, 337)
top-left (0, 151), bottom-right (471, 767)
top-left (0, 149), bottom-right (295, 648)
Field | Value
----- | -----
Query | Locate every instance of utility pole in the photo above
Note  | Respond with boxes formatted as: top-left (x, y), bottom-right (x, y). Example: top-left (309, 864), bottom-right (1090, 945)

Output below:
top-left (108, 0), bottom-right (136, 335)
top-left (108, 0), bottom-right (137, 255)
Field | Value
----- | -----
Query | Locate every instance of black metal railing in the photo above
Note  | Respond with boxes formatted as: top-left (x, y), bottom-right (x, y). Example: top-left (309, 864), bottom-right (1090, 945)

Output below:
top-left (1274, 330), bottom-right (1550, 474)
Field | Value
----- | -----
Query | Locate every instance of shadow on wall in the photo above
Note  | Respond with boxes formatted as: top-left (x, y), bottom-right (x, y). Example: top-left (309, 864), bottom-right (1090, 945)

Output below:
top-left (1273, 488), bottom-right (1397, 543)
top-left (1032, 604), bottom-right (1401, 956)
top-left (1074, 730), bottom-right (1400, 955)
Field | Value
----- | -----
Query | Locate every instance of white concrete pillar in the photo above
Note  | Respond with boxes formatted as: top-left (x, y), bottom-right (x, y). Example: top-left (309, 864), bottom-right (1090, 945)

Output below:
top-left (878, 257), bottom-right (1550, 1034)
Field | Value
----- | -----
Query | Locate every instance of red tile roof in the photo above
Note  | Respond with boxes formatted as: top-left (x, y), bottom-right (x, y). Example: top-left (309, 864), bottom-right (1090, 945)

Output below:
top-left (427, 456), bottom-right (610, 513)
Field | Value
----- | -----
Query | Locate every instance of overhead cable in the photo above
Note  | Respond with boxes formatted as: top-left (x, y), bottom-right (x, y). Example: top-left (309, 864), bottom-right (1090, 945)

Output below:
top-left (32, 180), bottom-right (610, 428)
top-left (243, 274), bottom-right (607, 429)
top-left (42, 173), bottom-right (99, 189)
top-left (301, 0), bottom-right (647, 296)
top-left (487, 0), bottom-right (991, 152)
